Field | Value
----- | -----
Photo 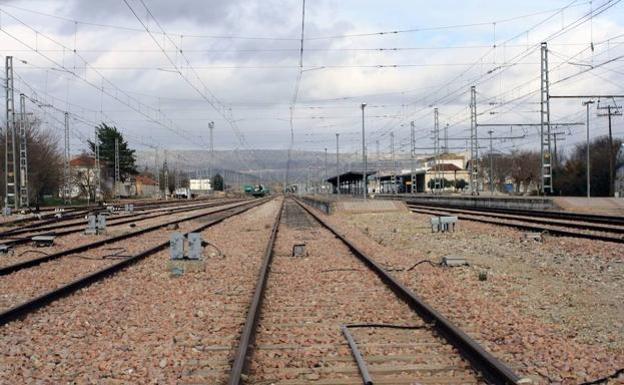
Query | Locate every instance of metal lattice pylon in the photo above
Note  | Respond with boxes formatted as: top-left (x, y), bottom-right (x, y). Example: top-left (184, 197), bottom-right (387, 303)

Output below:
top-left (154, 147), bottom-right (160, 198)
top-left (18, 94), bottom-right (29, 207)
top-left (540, 42), bottom-right (553, 194)
top-left (63, 112), bottom-right (71, 204)
top-left (5, 56), bottom-right (18, 209)
top-left (390, 132), bottom-right (396, 194)
top-left (114, 137), bottom-right (120, 198)
top-left (94, 128), bottom-right (101, 200)
top-left (469, 85), bottom-right (479, 195)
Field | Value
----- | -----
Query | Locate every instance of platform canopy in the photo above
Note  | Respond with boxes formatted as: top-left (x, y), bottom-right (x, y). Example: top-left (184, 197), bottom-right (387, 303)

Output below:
top-left (326, 171), bottom-right (376, 185)
top-left (326, 171), bottom-right (376, 195)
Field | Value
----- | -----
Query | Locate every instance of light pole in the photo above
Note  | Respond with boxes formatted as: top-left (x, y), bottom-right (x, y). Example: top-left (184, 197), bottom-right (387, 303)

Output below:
top-left (488, 130), bottom-right (494, 195)
top-left (361, 103), bottom-right (367, 199)
top-left (324, 147), bottom-right (328, 194)
top-left (410, 121), bottom-right (415, 194)
top-left (583, 100), bottom-right (594, 198)
top-left (208, 121), bottom-right (214, 191)
top-left (336, 133), bottom-right (340, 195)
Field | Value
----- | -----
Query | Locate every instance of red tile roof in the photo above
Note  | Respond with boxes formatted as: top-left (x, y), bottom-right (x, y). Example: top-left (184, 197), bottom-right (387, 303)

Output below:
top-left (430, 163), bottom-right (462, 172)
top-left (136, 174), bottom-right (158, 186)
top-left (70, 155), bottom-right (95, 167)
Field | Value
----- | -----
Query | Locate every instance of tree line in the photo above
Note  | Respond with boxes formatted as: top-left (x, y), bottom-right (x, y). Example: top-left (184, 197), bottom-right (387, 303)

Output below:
top-left (485, 135), bottom-right (622, 196)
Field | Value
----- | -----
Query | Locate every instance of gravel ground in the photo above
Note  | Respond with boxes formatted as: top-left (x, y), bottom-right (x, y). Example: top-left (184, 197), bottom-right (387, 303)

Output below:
top-left (0, 199), bottom-right (235, 233)
top-left (248, 200), bottom-right (484, 385)
top-left (0, 200), bottom-right (244, 268)
top-left (410, 206), bottom-right (624, 240)
top-left (0, 199), bottom-right (230, 237)
top-left (315, 203), bottom-right (624, 384)
top-left (0, 198), bottom-right (281, 385)
top-left (0, 200), bottom-right (251, 312)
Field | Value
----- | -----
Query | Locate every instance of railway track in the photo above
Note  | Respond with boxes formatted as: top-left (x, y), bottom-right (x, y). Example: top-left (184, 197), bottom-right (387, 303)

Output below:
top-left (0, 199), bottom-right (267, 326)
top-left (0, 197), bottom-right (223, 236)
top-left (0, 197), bottom-right (525, 384)
top-left (0, 199), bottom-right (249, 274)
top-left (0, 198), bottom-right (241, 247)
top-left (226, 198), bottom-right (523, 385)
top-left (405, 203), bottom-right (624, 244)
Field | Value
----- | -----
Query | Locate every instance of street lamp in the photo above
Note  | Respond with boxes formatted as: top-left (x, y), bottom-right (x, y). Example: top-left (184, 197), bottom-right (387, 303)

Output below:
top-left (583, 100), bottom-right (594, 198)
top-left (336, 133), bottom-right (340, 195)
top-left (361, 103), bottom-right (367, 200)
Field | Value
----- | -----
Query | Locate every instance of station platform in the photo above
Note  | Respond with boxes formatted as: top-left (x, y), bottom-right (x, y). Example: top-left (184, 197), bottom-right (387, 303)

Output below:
top-left (554, 197), bottom-right (624, 215)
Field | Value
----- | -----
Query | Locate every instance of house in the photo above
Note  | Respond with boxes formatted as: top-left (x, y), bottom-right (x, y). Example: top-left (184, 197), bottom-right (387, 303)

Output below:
top-left (425, 162), bottom-right (469, 192)
top-left (135, 174), bottom-right (160, 197)
top-left (369, 153), bottom-right (470, 194)
top-left (70, 153), bottom-right (143, 199)
top-left (69, 154), bottom-right (99, 199)
top-left (189, 178), bottom-right (212, 196)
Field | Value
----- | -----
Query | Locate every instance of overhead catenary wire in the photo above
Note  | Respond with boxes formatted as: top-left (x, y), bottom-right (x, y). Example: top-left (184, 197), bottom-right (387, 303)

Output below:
top-left (122, 0), bottom-right (275, 182)
top-left (0, 1), bottom-right (619, 172)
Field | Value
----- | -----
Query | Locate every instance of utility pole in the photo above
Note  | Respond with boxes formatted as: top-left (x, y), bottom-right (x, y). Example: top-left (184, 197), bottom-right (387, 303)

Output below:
top-left (63, 112), bottom-right (71, 204)
top-left (336, 133), bottom-right (340, 195)
top-left (433, 108), bottom-right (441, 193)
top-left (540, 42), bottom-right (553, 195)
top-left (114, 137), bottom-right (120, 199)
top-left (208, 121), bottom-right (214, 183)
top-left (410, 121), bottom-right (415, 194)
top-left (361, 103), bottom-right (367, 199)
top-left (18, 93), bottom-right (29, 208)
top-left (469, 85), bottom-right (479, 195)
top-left (95, 128), bottom-right (101, 201)
top-left (552, 133), bottom-right (560, 172)
top-left (549, 95), bottom-right (624, 195)
top-left (164, 150), bottom-right (169, 199)
top-left (390, 131), bottom-right (396, 194)
top-left (488, 130), bottom-right (494, 195)
top-left (583, 100), bottom-right (594, 198)
top-left (597, 103), bottom-right (622, 197)
top-left (5, 56), bottom-right (18, 210)
top-left (324, 147), bottom-right (328, 194)
top-left (154, 147), bottom-right (160, 198)
top-left (444, 123), bottom-right (449, 154)
top-left (376, 140), bottom-right (381, 193)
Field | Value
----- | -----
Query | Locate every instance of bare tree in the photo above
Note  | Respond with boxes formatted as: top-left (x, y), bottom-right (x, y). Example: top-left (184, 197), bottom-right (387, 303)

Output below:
top-left (71, 151), bottom-right (97, 201)
top-left (0, 116), bottom-right (63, 206)
top-left (509, 150), bottom-right (541, 193)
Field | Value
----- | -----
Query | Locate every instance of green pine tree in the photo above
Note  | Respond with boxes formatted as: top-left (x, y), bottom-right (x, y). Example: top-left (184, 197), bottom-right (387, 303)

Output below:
top-left (88, 123), bottom-right (138, 181)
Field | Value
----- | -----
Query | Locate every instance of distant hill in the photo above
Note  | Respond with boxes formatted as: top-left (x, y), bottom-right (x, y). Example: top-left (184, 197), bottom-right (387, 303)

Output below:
top-left (136, 149), bottom-right (418, 184)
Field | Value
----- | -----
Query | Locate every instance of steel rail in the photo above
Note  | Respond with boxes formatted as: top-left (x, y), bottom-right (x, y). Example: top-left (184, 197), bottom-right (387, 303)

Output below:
top-left (400, 199), bottom-right (624, 226)
top-left (227, 198), bottom-right (284, 385)
top-left (0, 198), bottom-right (271, 326)
top-left (406, 203), bottom-right (624, 234)
top-left (294, 198), bottom-right (522, 385)
top-left (0, 197), bottom-right (217, 234)
top-left (0, 199), bottom-right (242, 242)
top-left (0, 199), bottom-right (254, 276)
top-left (408, 206), bottom-right (624, 244)
top-left (341, 325), bottom-right (373, 385)
top-left (0, 208), bottom-right (106, 235)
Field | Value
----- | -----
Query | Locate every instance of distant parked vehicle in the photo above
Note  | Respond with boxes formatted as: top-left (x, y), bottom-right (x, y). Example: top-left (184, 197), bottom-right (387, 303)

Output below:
top-left (244, 184), bottom-right (269, 198)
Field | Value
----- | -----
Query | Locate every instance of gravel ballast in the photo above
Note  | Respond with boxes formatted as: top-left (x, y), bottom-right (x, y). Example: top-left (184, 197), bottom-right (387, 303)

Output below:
top-left (319, 202), bottom-right (623, 384)
top-left (0, 199), bottom-right (281, 384)
top-left (248, 200), bottom-right (484, 384)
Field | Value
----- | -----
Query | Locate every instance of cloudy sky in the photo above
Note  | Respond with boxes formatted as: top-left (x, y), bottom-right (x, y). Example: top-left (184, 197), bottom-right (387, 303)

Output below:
top-left (1, 0), bottom-right (623, 169)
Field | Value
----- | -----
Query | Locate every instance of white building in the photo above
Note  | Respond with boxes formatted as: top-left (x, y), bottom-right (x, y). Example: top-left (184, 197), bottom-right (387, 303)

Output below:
top-left (189, 179), bottom-right (212, 194)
